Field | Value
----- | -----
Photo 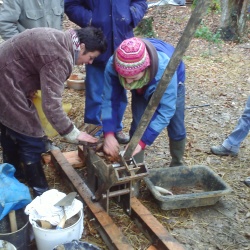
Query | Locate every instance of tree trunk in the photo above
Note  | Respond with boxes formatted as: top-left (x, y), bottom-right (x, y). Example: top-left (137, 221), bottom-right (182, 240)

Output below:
top-left (220, 0), bottom-right (249, 41)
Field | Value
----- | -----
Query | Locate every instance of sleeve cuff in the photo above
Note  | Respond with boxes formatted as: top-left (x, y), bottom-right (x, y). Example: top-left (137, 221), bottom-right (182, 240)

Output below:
top-left (139, 140), bottom-right (146, 150)
top-left (104, 132), bottom-right (115, 138)
top-left (63, 125), bottom-right (80, 143)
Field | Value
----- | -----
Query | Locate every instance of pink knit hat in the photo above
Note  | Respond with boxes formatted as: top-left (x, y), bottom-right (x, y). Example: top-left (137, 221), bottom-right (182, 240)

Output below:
top-left (114, 38), bottom-right (150, 77)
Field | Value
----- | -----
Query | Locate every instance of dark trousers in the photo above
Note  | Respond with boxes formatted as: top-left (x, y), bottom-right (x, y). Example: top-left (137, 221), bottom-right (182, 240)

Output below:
top-left (0, 123), bottom-right (45, 165)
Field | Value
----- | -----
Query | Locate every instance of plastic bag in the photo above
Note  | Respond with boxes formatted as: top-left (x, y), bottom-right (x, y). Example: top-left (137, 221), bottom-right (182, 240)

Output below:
top-left (0, 163), bottom-right (32, 220)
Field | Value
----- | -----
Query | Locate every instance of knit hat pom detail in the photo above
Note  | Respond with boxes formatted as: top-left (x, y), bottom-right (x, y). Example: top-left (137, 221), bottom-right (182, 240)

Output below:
top-left (114, 38), bottom-right (150, 77)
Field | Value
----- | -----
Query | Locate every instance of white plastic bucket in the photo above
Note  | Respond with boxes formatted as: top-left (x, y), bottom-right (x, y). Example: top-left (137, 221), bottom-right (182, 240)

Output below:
top-left (31, 209), bottom-right (83, 250)
top-left (0, 240), bottom-right (17, 250)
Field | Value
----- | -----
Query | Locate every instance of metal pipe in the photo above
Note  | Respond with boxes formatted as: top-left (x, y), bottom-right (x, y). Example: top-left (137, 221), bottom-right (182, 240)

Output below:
top-left (102, 188), bottom-right (131, 199)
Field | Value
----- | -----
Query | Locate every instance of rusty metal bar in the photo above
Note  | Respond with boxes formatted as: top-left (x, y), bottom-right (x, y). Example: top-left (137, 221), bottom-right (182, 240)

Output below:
top-left (102, 188), bottom-right (130, 199)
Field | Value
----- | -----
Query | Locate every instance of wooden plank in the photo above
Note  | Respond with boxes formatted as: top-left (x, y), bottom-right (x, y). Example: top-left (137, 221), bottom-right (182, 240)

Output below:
top-left (130, 197), bottom-right (185, 250)
top-left (63, 150), bottom-right (83, 168)
top-left (50, 149), bottom-right (133, 250)
top-left (42, 150), bottom-right (84, 168)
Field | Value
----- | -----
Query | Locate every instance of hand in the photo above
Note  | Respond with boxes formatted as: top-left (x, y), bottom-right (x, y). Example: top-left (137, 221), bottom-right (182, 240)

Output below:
top-left (125, 143), bottom-right (142, 157)
top-left (77, 131), bottom-right (98, 143)
top-left (103, 134), bottom-right (120, 158)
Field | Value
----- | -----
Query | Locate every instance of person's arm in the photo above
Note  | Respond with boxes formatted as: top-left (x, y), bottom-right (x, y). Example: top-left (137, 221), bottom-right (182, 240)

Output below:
top-left (40, 58), bottom-right (97, 143)
top-left (0, 0), bottom-right (22, 40)
top-left (102, 57), bottom-right (127, 157)
top-left (102, 57), bottom-right (127, 134)
top-left (64, 0), bottom-right (92, 27)
top-left (141, 52), bottom-right (178, 146)
top-left (141, 79), bottom-right (177, 146)
top-left (127, 74), bottom-right (178, 157)
top-left (130, 0), bottom-right (148, 28)
top-left (63, 125), bottom-right (98, 144)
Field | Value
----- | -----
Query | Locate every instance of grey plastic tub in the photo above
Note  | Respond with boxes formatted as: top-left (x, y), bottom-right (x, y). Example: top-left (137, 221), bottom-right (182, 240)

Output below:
top-left (144, 165), bottom-right (232, 210)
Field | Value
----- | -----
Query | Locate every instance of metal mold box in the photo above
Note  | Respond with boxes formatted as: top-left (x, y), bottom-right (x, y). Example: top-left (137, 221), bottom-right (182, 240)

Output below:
top-left (144, 165), bottom-right (232, 210)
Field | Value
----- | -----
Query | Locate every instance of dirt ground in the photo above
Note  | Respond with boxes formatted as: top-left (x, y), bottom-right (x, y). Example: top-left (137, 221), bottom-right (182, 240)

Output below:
top-left (1, 2), bottom-right (250, 250)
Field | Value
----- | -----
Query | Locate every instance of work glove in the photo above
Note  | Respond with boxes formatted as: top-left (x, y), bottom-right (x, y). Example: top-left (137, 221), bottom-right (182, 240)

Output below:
top-left (63, 125), bottom-right (98, 144)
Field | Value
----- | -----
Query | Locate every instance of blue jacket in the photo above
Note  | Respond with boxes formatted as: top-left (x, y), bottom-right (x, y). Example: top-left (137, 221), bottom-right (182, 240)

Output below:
top-left (102, 38), bottom-right (185, 145)
top-left (64, 0), bottom-right (148, 65)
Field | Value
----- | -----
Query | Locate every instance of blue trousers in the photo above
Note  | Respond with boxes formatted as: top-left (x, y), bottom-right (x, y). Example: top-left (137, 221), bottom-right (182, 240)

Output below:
top-left (0, 124), bottom-right (45, 164)
top-left (85, 64), bottom-right (127, 132)
top-left (130, 82), bottom-right (186, 141)
top-left (222, 96), bottom-right (250, 153)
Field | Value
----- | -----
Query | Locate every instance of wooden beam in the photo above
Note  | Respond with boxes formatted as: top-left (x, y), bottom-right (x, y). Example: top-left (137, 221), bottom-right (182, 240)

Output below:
top-left (131, 197), bottom-right (185, 250)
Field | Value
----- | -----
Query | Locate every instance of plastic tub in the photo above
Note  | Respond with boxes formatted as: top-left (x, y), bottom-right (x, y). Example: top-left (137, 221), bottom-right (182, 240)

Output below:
top-left (66, 73), bottom-right (85, 90)
top-left (32, 209), bottom-right (83, 250)
top-left (144, 165), bottom-right (232, 210)
top-left (53, 240), bottom-right (100, 250)
top-left (0, 209), bottom-right (30, 250)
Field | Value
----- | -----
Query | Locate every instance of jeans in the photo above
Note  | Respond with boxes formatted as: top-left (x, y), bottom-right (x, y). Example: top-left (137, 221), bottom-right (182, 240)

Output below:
top-left (0, 124), bottom-right (45, 164)
top-left (130, 82), bottom-right (186, 141)
top-left (222, 96), bottom-right (250, 153)
top-left (85, 64), bottom-right (127, 133)
top-left (167, 82), bottom-right (186, 140)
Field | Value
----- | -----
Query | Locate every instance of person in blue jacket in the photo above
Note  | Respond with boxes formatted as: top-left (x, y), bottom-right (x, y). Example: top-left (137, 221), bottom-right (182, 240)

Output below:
top-left (64, 0), bottom-right (148, 143)
top-left (102, 37), bottom-right (186, 167)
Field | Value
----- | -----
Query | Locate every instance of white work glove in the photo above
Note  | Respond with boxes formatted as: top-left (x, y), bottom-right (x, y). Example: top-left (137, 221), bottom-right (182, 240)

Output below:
top-left (63, 125), bottom-right (98, 144)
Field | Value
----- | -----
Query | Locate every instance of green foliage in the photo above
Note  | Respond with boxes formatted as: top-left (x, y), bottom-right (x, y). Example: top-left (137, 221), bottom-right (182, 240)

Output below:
top-left (192, 0), bottom-right (221, 14)
top-left (195, 22), bottom-right (222, 45)
top-left (183, 55), bottom-right (192, 61)
top-left (194, 21), bottom-right (223, 56)
top-left (134, 16), bottom-right (156, 38)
